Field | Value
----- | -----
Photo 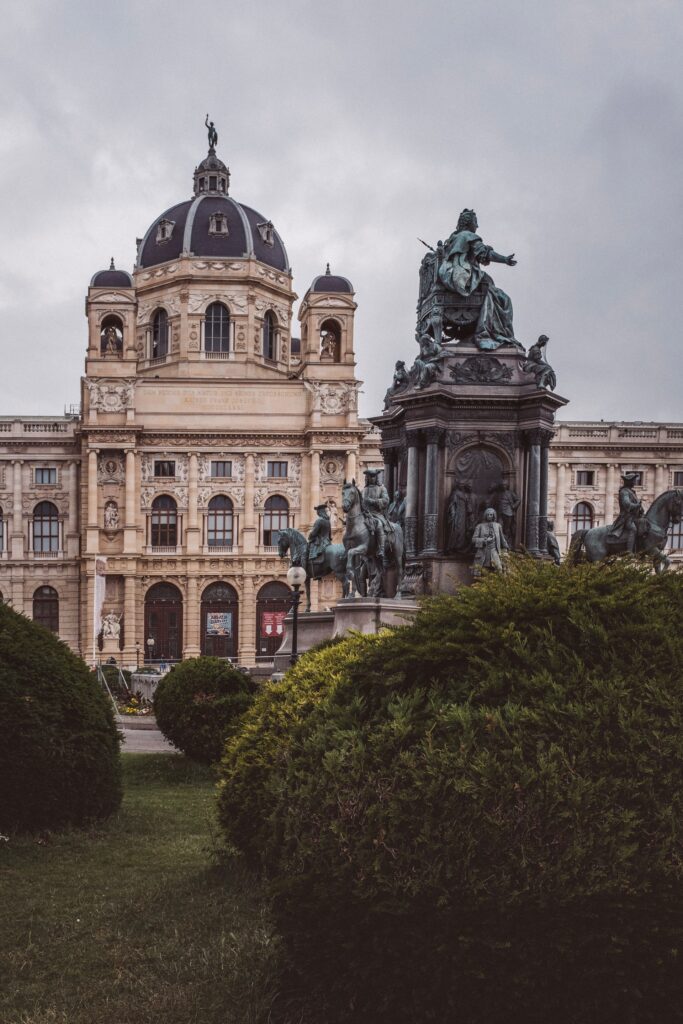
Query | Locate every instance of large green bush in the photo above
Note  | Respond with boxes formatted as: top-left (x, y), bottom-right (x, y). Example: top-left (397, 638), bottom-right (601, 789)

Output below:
top-left (154, 657), bottom-right (256, 764)
top-left (218, 560), bottom-right (683, 1023)
top-left (0, 604), bottom-right (122, 832)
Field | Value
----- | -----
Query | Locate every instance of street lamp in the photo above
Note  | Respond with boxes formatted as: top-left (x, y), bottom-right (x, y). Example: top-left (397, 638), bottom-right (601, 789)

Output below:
top-left (286, 565), bottom-right (307, 666)
top-left (135, 642), bottom-right (141, 671)
top-left (146, 637), bottom-right (155, 663)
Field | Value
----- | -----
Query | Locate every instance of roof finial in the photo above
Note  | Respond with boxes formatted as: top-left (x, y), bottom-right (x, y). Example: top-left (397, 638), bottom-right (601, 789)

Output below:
top-left (205, 114), bottom-right (218, 152)
top-left (325, 262), bottom-right (331, 275)
top-left (109, 257), bottom-right (115, 270)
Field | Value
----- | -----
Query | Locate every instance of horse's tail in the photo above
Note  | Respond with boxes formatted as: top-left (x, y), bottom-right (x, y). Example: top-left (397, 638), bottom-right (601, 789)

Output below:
top-left (567, 529), bottom-right (587, 565)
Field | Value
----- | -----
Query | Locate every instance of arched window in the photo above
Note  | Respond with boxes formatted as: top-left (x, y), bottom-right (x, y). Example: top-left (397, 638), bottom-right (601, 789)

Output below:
top-left (151, 495), bottom-right (178, 547)
top-left (263, 495), bottom-right (288, 547)
top-left (207, 495), bottom-right (234, 548)
top-left (201, 582), bottom-right (239, 658)
top-left (256, 581), bottom-right (291, 661)
top-left (144, 582), bottom-right (183, 661)
top-left (33, 585), bottom-right (59, 632)
top-left (100, 314), bottom-right (124, 355)
top-left (320, 318), bottom-right (341, 362)
top-left (33, 501), bottom-right (59, 553)
top-left (152, 309), bottom-right (169, 360)
top-left (204, 302), bottom-right (231, 354)
top-left (263, 311), bottom-right (277, 361)
top-left (571, 501), bottom-right (594, 534)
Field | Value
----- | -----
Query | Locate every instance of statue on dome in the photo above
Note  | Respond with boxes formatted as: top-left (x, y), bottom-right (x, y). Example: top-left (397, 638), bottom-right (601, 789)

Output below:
top-left (205, 114), bottom-right (218, 150)
top-left (436, 209), bottom-right (521, 351)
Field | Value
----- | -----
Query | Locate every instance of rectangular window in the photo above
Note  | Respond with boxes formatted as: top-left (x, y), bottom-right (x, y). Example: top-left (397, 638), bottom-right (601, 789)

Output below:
top-left (211, 460), bottom-right (232, 478)
top-left (674, 471), bottom-right (683, 487)
top-left (35, 467), bottom-right (57, 485)
top-left (267, 461), bottom-right (288, 479)
top-left (154, 460), bottom-right (176, 478)
top-left (576, 470), bottom-right (594, 486)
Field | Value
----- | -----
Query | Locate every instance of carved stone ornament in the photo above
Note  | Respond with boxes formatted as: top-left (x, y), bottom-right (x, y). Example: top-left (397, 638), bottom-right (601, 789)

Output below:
top-left (397, 562), bottom-right (425, 598)
top-left (304, 381), bottom-right (359, 415)
top-left (450, 356), bottom-right (513, 384)
top-left (98, 455), bottom-right (125, 484)
top-left (86, 378), bottom-right (136, 413)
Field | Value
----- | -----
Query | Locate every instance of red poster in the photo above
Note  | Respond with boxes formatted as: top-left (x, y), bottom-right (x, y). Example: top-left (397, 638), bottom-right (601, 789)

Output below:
top-left (261, 610), bottom-right (286, 638)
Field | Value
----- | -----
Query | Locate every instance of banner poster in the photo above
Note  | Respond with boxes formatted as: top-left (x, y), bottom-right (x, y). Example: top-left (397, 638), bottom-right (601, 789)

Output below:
top-left (206, 611), bottom-right (233, 637)
top-left (94, 556), bottom-right (107, 641)
top-left (261, 610), bottom-right (286, 638)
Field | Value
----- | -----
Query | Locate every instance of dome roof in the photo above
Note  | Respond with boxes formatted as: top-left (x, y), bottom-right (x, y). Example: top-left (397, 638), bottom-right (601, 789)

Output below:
top-left (90, 260), bottom-right (133, 288)
top-left (137, 194), bottom-right (290, 272)
top-left (309, 264), bottom-right (353, 294)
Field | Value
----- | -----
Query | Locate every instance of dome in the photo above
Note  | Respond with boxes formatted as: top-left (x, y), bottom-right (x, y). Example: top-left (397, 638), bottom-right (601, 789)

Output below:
top-left (137, 195), bottom-right (290, 272)
top-left (90, 260), bottom-right (133, 288)
top-left (309, 264), bottom-right (353, 294)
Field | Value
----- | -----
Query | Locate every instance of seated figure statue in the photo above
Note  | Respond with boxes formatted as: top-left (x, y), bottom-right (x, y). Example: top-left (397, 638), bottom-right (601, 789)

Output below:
top-left (437, 209), bottom-right (521, 351)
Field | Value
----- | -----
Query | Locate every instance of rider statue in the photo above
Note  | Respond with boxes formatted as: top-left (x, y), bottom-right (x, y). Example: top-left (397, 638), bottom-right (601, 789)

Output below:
top-left (607, 472), bottom-right (645, 553)
top-left (362, 468), bottom-right (393, 566)
top-left (307, 503), bottom-right (331, 576)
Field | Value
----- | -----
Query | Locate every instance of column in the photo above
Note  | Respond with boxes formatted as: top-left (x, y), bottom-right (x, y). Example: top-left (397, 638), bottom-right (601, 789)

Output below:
top-left (11, 459), bottom-right (24, 559)
top-left (186, 453), bottom-right (199, 554)
top-left (382, 448), bottom-right (395, 498)
top-left (555, 462), bottom-right (567, 552)
top-left (86, 449), bottom-right (99, 555)
top-left (238, 574), bottom-right (256, 666)
top-left (538, 431), bottom-right (552, 555)
top-left (524, 431), bottom-right (542, 555)
top-left (422, 429), bottom-right (442, 554)
top-left (124, 449), bottom-right (137, 554)
top-left (122, 574), bottom-right (137, 669)
top-left (655, 463), bottom-right (667, 495)
top-left (242, 453), bottom-right (256, 554)
top-left (66, 460), bottom-right (79, 556)
top-left (404, 432), bottom-right (420, 557)
top-left (606, 463), bottom-right (618, 526)
top-left (309, 450), bottom-right (320, 525)
top-left (184, 576), bottom-right (200, 658)
top-left (345, 449), bottom-right (357, 483)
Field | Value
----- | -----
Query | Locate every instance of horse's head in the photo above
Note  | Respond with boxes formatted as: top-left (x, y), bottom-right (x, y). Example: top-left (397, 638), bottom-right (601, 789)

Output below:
top-left (277, 530), bottom-right (290, 558)
top-left (342, 478), bottom-right (360, 514)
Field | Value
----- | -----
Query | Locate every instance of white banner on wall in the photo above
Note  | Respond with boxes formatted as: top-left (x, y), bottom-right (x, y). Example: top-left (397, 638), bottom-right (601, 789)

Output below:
top-left (94, 556), bottom-right (107, 655)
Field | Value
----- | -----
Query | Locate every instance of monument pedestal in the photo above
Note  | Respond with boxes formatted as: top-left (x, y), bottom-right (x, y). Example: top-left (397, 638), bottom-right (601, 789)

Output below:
top-left (101, 636), bottom-right (120, 663)
top-left (333, 597), bottom-right (419, 636)
top-left (273, 610), bottom-right (335, 672)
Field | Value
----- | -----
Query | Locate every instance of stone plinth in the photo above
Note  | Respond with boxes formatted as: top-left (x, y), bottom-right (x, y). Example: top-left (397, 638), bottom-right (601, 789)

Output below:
top-left (101, 636), bottom-right (121, 663)
top-left (332, 597), bottom-right (419, 636)
top-left (273, 610), bottom-right (336, 672)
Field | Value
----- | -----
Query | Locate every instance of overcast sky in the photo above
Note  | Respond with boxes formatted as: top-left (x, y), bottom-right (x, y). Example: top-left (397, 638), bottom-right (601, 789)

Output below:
top-left (1, 0), bottom-right (681, 423)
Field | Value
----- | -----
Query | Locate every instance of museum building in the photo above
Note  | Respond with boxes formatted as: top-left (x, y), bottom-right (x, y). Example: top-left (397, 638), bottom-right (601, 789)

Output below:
top-left (0, 139), bottom-right (379, 667)
top-left (0, 139), bottom-right (681, 666)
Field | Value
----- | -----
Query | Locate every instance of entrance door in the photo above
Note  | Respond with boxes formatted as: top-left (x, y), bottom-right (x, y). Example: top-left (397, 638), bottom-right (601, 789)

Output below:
top-left (255, 581), bottom-right (291, 661)
top-left (144, 582), bottom-right (183, 661)
top-left (201, 582), bottom-right (239, 659)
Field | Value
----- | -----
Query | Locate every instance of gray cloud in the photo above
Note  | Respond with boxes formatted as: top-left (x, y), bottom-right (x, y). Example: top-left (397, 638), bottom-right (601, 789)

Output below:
top-left (0, 0), bottom-right (681, 421)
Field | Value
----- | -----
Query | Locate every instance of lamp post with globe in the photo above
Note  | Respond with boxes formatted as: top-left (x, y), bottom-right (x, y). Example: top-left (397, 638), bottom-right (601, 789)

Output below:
top-left (146, 637), bottom-right (155, 664)
top-left (286, 565), bottom-right (307, 666)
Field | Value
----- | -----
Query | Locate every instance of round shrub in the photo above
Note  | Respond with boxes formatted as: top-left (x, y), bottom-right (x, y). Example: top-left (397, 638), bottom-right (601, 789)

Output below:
top-left (0, 603), bottom-right (122, 833)
top-left (154, 657), bottom-right (256, 764)
top-left (219, 559), bottom-right (683, 1023)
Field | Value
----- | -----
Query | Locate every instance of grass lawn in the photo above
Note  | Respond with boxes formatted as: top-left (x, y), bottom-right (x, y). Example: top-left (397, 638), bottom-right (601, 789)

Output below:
top-left (0, 754), bottom-right (281, 1024)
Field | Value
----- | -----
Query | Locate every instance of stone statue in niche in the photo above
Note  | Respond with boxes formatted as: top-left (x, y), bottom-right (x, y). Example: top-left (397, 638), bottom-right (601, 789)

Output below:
top-left (320, 331), bottom-right (338, 361)
top-left (521, 335), bottom-right (557, 390)
top-left (471, 508), bottom-right (509, 575)
top-left (102, 324), bottom-right (122, 356)
top-left (446, 481), bottom-right (475, 553)
top-left (383, 360), bottom-right (410, 407)
top-left (104, 501), bottom-right (120, 530)
top-left (102, 612), bottom-right (122, 639)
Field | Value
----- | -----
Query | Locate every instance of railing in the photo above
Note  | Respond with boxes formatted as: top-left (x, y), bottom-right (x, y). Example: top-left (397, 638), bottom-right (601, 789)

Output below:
top-left (203, 543), bottom-right (236, 554)
top-left (203, 350), bottom-right (233, 360)
top-left (24, 422), bottom-right (70, 433)
top-left (149, 355), bottom-right (167, 367)
top-left (31, 550), bottom-right (62, 559)
top-left (617, 427), bottom-right (658, 438)
top-left (147, 545), bottom-right (179, 555)
top-left (262, 545), bottom-right (280, 554)
top-left (566, 427), bottom-right (609, 438)
top-left (0, 423), bottom-right (12, 432)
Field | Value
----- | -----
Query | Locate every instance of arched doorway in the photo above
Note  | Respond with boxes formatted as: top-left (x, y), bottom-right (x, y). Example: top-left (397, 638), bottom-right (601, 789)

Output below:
top-left (144, 582), bottom-right (183, 662)
top-left (256, 581), bottom-right (291, 661)
top-left (201, 582), bottom-right (239, 659)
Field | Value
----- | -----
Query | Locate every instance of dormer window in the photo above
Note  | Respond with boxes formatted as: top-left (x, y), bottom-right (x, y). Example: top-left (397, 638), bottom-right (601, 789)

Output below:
top-left (156, 218), bottom-right (175, 243)
top-left (209, 213), bottom-right (229, 236)
top-left (257, 220), bottom-right (275, 246)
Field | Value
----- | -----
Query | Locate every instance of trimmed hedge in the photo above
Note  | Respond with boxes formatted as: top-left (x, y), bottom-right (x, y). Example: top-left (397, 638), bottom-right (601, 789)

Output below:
top-left (153, 657), bottom-right (256, 764)
top-left (218, 559), bottom-right (683, 1023)
top-left (0, 603), bottom-right (122, 832)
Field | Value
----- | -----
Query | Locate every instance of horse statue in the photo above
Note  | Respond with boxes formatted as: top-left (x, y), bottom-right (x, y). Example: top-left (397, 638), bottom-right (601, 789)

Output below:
top-left (568, 489), bottom-right (683, 574)
top-left (277, 527), bottom-right (350, 611)
top-left (341, 479), bottom-right (404, 597)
